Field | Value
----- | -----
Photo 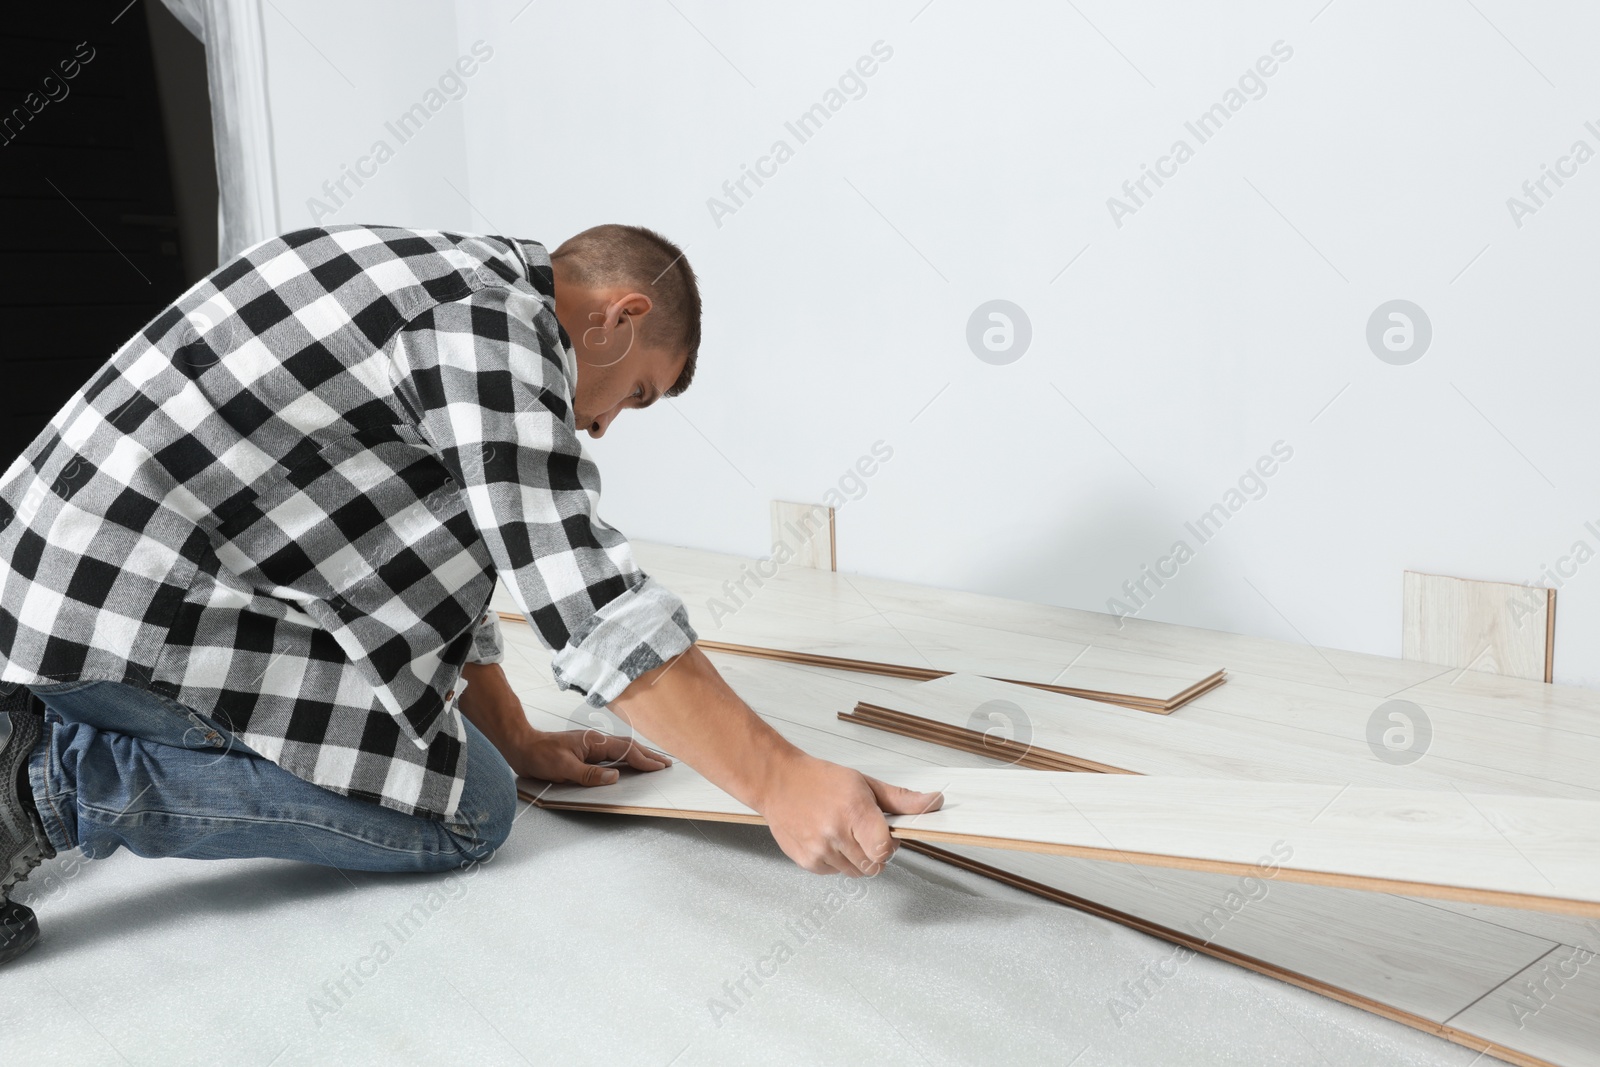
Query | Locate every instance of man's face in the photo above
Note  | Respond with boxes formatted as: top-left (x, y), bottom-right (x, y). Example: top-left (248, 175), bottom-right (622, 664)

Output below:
top-left (553, 276), bottom-right (687, 438)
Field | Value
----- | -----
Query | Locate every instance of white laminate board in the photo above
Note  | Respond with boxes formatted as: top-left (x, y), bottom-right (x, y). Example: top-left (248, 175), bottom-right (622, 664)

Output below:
top-left (872, 673), bottom-right (1474, 792)
top-left (1405, 898), bottom-right (1600, 951)
top-left (845, 611), bottom-right (1226, 707)
top-left (1403, 571), bottom-right (1554, 683)
top-left (1399, 667), bottom-right (1600, 734)
top-left (935, 843), bottom-right (1558, 1026)
top-left (513, 651), bottom-right (1574, 1064)
top-left (528, 763), bottom-right (1600, 916)
top-left (634, 541), bottom-right (1448, 697)
top-left (495, 588), bottom-right (1600, 798)
top-left (1172, 671), bottom-right (1600, 795)
top-left (770, 500), bottom-right (835, 570)
top-left (1447, 943), bottom-right (1600, 1067)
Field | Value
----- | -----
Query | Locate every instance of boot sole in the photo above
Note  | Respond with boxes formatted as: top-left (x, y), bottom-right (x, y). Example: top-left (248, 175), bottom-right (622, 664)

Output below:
top-left (0, 904), bottom-right (39, 965)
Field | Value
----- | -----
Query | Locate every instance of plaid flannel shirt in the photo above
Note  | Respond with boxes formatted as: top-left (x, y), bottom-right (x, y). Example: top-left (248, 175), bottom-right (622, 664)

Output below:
top-left (0, 225), bottom-right (697, 821)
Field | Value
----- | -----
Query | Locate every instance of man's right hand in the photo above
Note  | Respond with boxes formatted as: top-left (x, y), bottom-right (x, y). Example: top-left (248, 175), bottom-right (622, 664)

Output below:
top-left (755, 751), bottom-right (945, 877)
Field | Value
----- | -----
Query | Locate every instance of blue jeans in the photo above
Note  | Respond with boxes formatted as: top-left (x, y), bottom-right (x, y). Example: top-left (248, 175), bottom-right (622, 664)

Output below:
top-left (21, 680), bottom-right (516, 873)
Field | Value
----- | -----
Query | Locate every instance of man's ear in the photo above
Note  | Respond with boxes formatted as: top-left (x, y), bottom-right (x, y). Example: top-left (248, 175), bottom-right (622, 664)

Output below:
top-left (606, 291), bottom-right (654, 329)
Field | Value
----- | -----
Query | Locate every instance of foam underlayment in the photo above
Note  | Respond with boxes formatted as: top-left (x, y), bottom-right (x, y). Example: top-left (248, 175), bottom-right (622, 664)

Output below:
top-left (0, 802), bottom-right (1484, 1066)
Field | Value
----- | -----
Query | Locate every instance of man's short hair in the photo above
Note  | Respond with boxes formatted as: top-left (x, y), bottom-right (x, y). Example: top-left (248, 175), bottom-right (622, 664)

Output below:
top-left (551, 224), bottom-right (701, 396)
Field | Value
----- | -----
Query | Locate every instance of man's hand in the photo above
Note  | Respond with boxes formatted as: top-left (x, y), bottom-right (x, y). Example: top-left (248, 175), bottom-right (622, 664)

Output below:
top-left (455, 660), bottom-right (673, 787)
top-left (507, 727), bottom-right (672, 787)
top-left (611, 645), bottom-right (945, 878)
top-left (755, 750), bottom-right (944, 877)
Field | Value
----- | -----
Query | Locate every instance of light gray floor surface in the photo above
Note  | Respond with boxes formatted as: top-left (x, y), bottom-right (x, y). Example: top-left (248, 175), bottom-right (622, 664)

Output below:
top-left (0, 800), bottom-right (1484, 1066)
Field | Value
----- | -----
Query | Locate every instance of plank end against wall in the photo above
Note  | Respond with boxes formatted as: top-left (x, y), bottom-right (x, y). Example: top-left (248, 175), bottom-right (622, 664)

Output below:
top-left (771, 501), bottom-right (836, 571)
top-left (1401, 570), bottom-right (1555, 683)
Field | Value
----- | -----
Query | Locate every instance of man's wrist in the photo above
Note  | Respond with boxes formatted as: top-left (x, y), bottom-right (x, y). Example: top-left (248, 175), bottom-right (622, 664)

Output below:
top-left (458, 661), bottom-right (539, 754)
top-left (730, 727), bottom-right (809, 813)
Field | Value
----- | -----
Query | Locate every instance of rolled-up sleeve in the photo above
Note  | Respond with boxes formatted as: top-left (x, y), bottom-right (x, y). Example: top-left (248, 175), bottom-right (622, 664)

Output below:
top-left (467, 610), bottom-right (505, 665)
top-left (390, 281), bottom-right (697, 706)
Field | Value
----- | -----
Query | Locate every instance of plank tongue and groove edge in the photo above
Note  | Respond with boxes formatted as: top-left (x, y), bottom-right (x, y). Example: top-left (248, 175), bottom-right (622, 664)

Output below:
top-left (842, 673), bottom-right (1485, 791)
top-left (521, 762), bottom-right (1600, 918)
top-left (688, 638), bottom-right (1226, 714)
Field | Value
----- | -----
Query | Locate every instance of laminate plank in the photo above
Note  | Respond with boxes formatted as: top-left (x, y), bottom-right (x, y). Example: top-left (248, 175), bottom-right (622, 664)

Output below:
top-left (860, 673), bottom-right (1476, 792)
top-left (633, 541), bottom-right (1450, 697)
top-left (842, 611), bottom-right (1228, 710)
top-left (1403, 571), bottom-right (1554, 683)
top-left (1448, 945), bottom-right (1600, 1067)
top-left (696, 637), bottom-right (1224, 712)
top-left (508, 652), bottom-right (1575, 1065)
top-left (907, 843), bottom-right (1562, 1067)
top-left (631, 561), bottom-right (1235, 711)
top-left (527, 762), bottom-right (1600, 916)
top-left (495, 586), bottom-right (1600, 797)
top-left (1398, 667), bottom-right (1600, 736)
top-left (1161, 672), bottom-right (1600, 795)
top-left (925, 841), bottom-right (1559, 1030)
top-left (839, 708), bottom-right (1090, 771)
top-left (1403, 898), bottom-right (1600, 951)
top-left (770, 500), bottom-right (835, 570)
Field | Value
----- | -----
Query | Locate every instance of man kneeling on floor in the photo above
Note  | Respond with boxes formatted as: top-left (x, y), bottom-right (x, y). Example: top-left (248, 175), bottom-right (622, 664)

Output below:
top-left (0, 223), bottom-right (942, 963)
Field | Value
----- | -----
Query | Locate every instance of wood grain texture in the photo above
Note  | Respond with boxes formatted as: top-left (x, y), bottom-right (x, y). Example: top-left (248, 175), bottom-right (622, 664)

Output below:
top-left (504, 644), bottom-right (1588, 1066)
top-left (692, 635), bottom-right (1224, 712)
top-left (908, 843), bottom-right (1560, 1067)
top-left (856, 673), bottom-right (1490, 792)
top-left (636, 540), bottom-right (1450, 697)
top-left (1447, 943), bottom-right (1600, 1067)
top-left (770, 500), bottom-right (835, 571)
top-left (1403, 571), bottom-right (1555, 683)
top-left (840, 706), bottom-right (1128, 773)
top-left (494, 548), bottom-right (1600, 1063)
top-left (1403, 898), bottom-right (1600, 952)
top-left (527, 762), bottom-right (1600, 917)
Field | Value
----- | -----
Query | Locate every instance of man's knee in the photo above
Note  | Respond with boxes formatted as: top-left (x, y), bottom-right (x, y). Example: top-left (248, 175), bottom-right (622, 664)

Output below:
top-left (448, 769), bottom-right (516, 864)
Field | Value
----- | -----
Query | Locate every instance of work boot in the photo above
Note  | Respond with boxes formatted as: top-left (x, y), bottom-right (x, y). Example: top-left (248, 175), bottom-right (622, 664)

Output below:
top-left (0, 688), bottom-right (53, 965)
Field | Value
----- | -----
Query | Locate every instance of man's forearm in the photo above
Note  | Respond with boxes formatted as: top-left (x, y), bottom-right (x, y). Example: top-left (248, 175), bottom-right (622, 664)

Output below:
top-left (457, 661), bottom-right (537, 755)
top-left (609, 644), bottom-right (805, 811)
top-left (460, 639), bottom-right (941, 877)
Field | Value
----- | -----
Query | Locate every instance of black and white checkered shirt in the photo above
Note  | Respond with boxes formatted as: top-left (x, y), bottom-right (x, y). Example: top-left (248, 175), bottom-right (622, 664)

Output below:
top-left (0, 226), bottom-right (697, 821)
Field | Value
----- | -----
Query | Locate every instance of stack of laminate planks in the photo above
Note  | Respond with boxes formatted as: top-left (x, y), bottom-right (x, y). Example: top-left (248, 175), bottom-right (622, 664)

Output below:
top-left (492, 543), bottom-right (1600, 1067)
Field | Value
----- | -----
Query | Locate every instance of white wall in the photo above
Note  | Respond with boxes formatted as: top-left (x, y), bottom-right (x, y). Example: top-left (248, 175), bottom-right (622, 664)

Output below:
top-left (263, 0), bottom-right (475, 233)
top-left (264, 1), bottom-right (1600, 688)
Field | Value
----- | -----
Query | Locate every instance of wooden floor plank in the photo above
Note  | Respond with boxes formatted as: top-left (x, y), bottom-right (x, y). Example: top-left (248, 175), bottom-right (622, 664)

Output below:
top-left (1447, 945), bottom-right (1600, 1067)
top-left (526, 761), bottom-right (1600, 917)
top-left (492, 555), bottom-right (1596, 1065)
top-left (916, 841), bottom-right (1558, 1053)
top-left (853, 672), bottom-right (1511, 793)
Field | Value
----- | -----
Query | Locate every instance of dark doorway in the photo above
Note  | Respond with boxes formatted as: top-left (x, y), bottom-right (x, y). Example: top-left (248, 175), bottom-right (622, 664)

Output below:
top-left (0, 0), bottom-right (217, 465)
